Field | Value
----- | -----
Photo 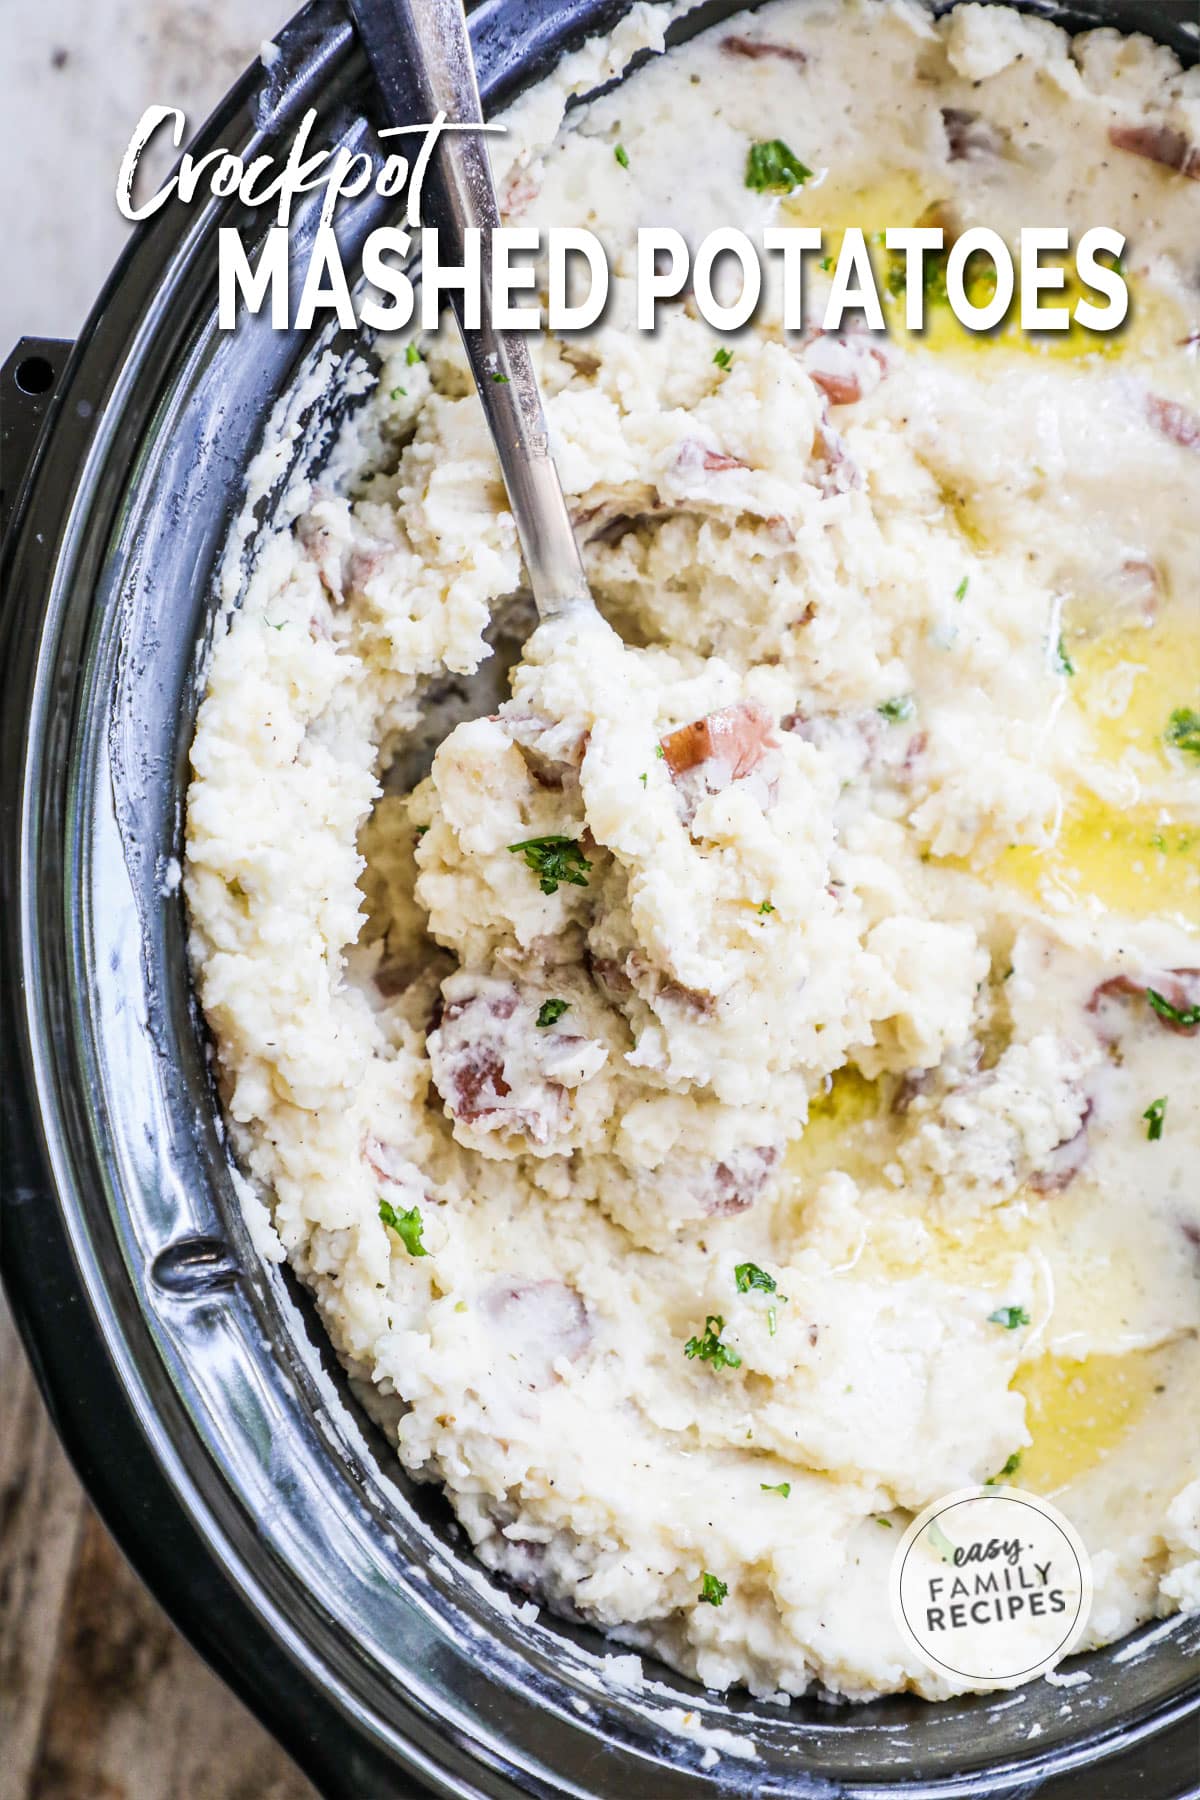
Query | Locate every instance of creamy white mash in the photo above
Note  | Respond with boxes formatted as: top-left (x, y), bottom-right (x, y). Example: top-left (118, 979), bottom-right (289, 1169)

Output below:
top-left (186, 0), bottom-right (1200, 1701)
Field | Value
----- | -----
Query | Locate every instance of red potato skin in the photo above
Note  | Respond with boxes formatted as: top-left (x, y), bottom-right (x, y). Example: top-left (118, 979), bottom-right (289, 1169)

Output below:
top-left (809, 369), bottom-right (862, 406)
top-left (721, 33), bottom-right (807, 64)
top-left (1146, 394), bottom-right (1200, 451)
top-left (1109, 123), bottom-right (1200, 181)
top-left (1087, 971), bottom-right (1200, 1041)
top-left (659, 700), bottom-right (777, 781)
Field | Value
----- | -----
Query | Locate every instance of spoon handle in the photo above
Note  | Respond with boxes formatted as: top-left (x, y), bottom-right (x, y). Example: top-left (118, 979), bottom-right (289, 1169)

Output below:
top-left (347, 0), bottom-right (591, 619)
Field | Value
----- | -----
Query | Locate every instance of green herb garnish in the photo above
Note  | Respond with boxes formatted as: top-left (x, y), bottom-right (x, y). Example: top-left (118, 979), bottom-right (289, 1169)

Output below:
top-left (614, 143), bottom-right (630, 169)
top-left (954, 576), bottom-right (969, 601)
top-left (685, 1314), bottom-right (742, 1370)
top-left (1165, 708), bottom-right (1200, 757)
top-left (406, 342), bottom-right (421, 365)
top-left (735, 1262), bottom-right (777, 1294)
top-left (1053, 636), bottom-right (1076, 677)
top-left (988, 1305), bottom-right (1030, 1330)
top-left (878, 695), bottom-right (915, 723)
top-left (876, 1516), bottom-right (893, 1528)
top-left (507, 835), bottom-right (592, 895)
top-left (818, 256), bottom-right (833, 272)
top-left (536, 998), bottom-right (569, 1028)
top-left (760, 1482), bottom-right (791, 1498)
top-left (767, 1306), bottom-right (777, 1336)
top-left (757, 900), bottom-right (775, 915)
top-left (699, 1572), bottom-right (728, 1605)
top-left (713, 346), bottom-right (733, 370)
top-left (745, 138), bottom-right (812, 194)
top-left (1143, 1096), bottom-right (1167, 1141)
top-left (986, 1452), bottom-right (1022, 1486)
top-left (491, 372), bottom-right (510, 383)
top-left (390, 386), bottom-right (406, 399)
top-left (379, 1199), bottom-right (427, 1257)
top-left (1147, 988), bottom-right (1200, 1029)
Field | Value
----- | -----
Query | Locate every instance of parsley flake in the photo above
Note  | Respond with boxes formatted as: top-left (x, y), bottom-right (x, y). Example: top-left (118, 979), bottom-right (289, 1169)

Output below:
top-left (745, 138), bottom-right (812, 194)
top-left (614, 143), bottom-right (630, 169)
top-left (735, 1262), bottom-right (777, 1294)
top-left (507, 835), bottom-right (592, 896)
top-left (767, 1306), bottom-right (777, 1336)
top-left (760, 1481), bottom-right (791, 1498)
top-left (986, 1451), bottom-right (1022, 1487)
top-left (379, 1199), bottom-right (428, 1257)
top-left (757, 900), bottom-right (775, 915)
top-left (639, 772), bottom-right (648, 787)
top-left (390, 385), bottom-right (406, 399)
top-left (878, 694), bottom-right (916, 723)
top-left (1144, 1096), bottom-right (1167, 1141)
top-left (685, 1314), bottom-right (742, 1370)
top-left (699, 1572), bottom-right (728, 1606)
top-left (1147, 987), bottom-right (1200, 1029)
top-left (1165, 708), bottom-right (1200, 757)
top-left (1053, 636), bottom-right (1076, 677)
top-left (536, 998), bottom-right (569, 1029)
top-left (491, 371), bottom-right (510, 383)
top-left (954, 575), bottom-right (969, 601)
top-left (988, 1305), bottom-right (1030, 1330)
top-left (818, 255), bottom-right (833, 272)
top-left (406, 342), bottom-right (421, 365)
top-left (713, 346), bottom-right (733, 370)
top-left (876, 1515), bottom-right (893, 1528)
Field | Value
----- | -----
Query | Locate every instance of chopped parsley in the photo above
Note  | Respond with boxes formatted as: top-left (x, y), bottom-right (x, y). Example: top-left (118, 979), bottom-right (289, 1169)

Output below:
top-left (988, 1305), bottom-right (1030, 1330)
top-left (1143, 1096), bottom-right (1167, 1141)
top-left (1053, 635), bottom-right (1076, 677)
top-left (406, 342), bottom-right (421, 365)
top-left (699, 1572), bottom-right (728, 1605)
top-left (986, 1451), bottom-right (1022, 1487)
top-left (639, 772), bottom-right (648, 787)
top-left (760, 1481), bottom-right (791, 1498)
top-left (745, 138), bottom-right (812, 194)
top-left (414, 824), bottom-right (429, 837)
top-left (818, 255), bottom-right (833, 272)
top-left (1147, 987), bottom-right (1200, 1029)
top-left (876, 1515), bottom-right (893, 1528)
top-left (757, 900), bottom-right (775, 915)
top-left (379, 1200), bottom-right (427, 1257)
top-left (536, 998), bottom-right (569, 1029)
top-left (954, 575), bottom-right (969, 602)
top-left (878, 694), bottom-right (916, 723)
top-left (655, 742), bottom-right (665, 759)
top-left (507, 835), bottom-right (592, 895)
top-left (713, 346), bottom-right (733, 370)
top-left (614, 143), bottom-right (630, 169)
top-left (685, 1314), bottom-right (742, 1370)
top-left (1165, 708), bottom-right (1200, 757)
top-left (767, 1306), bottom-right (777, 1336)
top-left (390, 385), bottom-right (406, 399)
top-left (735, 1262), bottom-right (777, 1294)
top-left (491, 371), bottom-right (510, 383)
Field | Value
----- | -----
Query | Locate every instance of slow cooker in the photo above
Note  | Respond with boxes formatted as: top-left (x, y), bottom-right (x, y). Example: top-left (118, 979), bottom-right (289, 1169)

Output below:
top-left (3, 1), bottom-right (1199, 1793)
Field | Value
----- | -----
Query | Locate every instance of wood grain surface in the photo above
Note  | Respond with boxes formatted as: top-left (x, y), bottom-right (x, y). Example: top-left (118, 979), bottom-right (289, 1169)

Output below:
top-left (0, 1295), bottom-right (317, 1800)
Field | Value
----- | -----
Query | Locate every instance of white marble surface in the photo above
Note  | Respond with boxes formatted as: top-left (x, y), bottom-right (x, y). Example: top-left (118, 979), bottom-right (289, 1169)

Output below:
top-left (1, 0), bottom-right (286, 354)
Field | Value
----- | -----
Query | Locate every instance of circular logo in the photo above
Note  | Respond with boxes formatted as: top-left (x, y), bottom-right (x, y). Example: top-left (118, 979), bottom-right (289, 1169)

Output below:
top-left (889, 1486), bottom-right (1092, 1689)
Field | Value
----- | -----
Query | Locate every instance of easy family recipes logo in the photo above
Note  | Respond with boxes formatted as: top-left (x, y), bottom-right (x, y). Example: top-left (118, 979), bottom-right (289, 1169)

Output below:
top-left (890, 1486), bottom-right (1093, 1688)
top-left (116, 108), bottom-right (1132, 339)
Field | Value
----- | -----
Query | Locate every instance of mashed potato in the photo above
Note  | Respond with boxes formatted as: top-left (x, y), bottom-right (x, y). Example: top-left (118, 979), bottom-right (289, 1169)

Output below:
top-left (186, 0), bottom-right (1200, 1700)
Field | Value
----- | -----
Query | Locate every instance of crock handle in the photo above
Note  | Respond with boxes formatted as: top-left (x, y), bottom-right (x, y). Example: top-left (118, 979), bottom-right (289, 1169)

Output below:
top-left (0, 340), bottom-right (73, 546)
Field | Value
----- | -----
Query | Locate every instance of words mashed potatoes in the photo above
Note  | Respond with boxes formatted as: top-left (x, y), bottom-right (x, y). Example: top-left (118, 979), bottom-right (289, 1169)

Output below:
top-left (186, 0), bottom-right (1200, 1700)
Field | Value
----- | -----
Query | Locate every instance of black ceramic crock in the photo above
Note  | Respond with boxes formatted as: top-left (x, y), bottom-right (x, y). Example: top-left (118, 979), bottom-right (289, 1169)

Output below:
top-left (2, 2), bottom-right (1199, 1794)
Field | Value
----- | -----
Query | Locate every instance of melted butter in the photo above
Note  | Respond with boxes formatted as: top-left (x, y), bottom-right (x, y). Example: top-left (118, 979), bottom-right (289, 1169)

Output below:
top-left (783, 173), bottom-right (1193, 370)
top-left (963, 606), bottom-right (1200, 927)
top-left (787, 1066), bottom-right (887, 1186)
top-left (992, 804), bottom-right (1200, 930)
top-left (1011, 1348), bottom-right (1167, 1496)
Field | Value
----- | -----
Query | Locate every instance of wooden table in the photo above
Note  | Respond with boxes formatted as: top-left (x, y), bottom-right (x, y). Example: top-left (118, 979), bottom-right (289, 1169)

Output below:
top-left (0, 1295), bottom-right (317, 1800)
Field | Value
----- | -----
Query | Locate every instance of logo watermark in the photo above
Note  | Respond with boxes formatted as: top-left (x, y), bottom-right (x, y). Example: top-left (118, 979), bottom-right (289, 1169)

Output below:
top-left (890, 1486), bottom-right (1092, 1688)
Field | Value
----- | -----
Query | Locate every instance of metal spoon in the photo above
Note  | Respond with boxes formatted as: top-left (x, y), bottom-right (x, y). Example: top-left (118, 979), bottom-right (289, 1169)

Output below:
top-left (346, 0), bottom-right (593, 622)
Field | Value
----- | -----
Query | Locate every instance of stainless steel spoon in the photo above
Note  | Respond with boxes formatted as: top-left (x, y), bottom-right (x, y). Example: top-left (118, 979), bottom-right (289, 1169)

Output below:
top-left (346, 0), bottom-right (594, 621)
